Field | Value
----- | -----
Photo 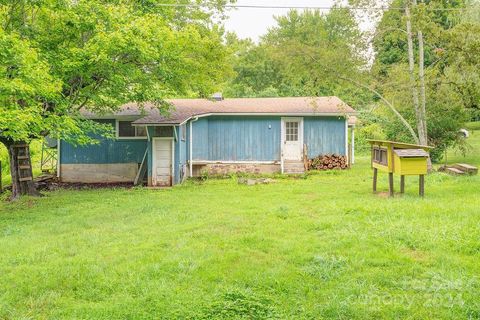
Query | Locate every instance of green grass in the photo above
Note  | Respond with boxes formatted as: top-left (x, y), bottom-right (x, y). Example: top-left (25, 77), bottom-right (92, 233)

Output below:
top-left (1, 154), bottom-right (480, 319)
top-left (443, 129), bottom-right (480, 167)
top-left (464, 121), bottom-right (480, 131)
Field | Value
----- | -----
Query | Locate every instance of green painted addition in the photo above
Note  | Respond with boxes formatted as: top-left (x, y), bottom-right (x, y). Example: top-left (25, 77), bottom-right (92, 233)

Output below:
top-left (393, 155), bottom-right (428, 175)
top-left (60, 120), bottom-right (148, 165)
top-left (146, 125), bottom-right (184, 186)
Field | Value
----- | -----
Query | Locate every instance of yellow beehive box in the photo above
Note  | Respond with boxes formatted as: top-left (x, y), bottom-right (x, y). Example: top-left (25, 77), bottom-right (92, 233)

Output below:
top-left (368, 140), bottom-right (432, 174)
top-left (393, 149), bottom-right (429, 175)
top-left (367, 140), bottom-right (433, 197)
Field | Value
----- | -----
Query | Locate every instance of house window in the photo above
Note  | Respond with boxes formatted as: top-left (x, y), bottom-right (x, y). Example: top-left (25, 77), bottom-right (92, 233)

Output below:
top-left (373, 147), bottom-right (388, 165)
top-left (153, 126), bottom-right (174, 137)
top-left (181, 124), bottom-right (186, 141)
top-left (117, 121), bottom-right (147, 138)
top-left (285, 121), bottom-right (299, 141)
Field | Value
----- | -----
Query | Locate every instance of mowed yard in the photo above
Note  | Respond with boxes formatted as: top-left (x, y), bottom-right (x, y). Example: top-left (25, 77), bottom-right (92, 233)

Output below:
top-left (1, 134), bottom-right (480, 319)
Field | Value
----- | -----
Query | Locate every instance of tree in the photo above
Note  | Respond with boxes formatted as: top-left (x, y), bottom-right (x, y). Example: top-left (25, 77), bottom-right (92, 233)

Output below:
top-left (0, 0), bottom-right (233, 198)
top-left (224, 9), bottom-right (373, 108)
top-left (370, 0), bottom-right (474, 160)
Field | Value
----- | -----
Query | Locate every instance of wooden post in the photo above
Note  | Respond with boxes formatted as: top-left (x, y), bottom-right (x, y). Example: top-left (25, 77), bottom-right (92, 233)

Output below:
top-left (419, 174), bottom-right (425, 197)
top-left (303, 144), bottom-right (309, 171)
top-left (348, 139), bottom-right (352, 168)
top-left (400, 175), bottom-right (405, 194)
top-left (373, 168), bottom-right (378, 193)
top-left (389, 172), bottom-right (394, 197)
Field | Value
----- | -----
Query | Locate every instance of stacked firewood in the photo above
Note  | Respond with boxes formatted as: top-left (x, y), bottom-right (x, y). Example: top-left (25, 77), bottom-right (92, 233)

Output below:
top-left (308, 154), bottom-right (348, 170)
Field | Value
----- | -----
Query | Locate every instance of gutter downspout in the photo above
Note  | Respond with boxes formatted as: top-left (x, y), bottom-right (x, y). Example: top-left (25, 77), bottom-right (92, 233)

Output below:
top-left (345, 118), bottom-right (349, 165)
top-left (351, 126), bottom-right (355, 164)
top-left (57, 139), bottom-right (61, 179)
top-left (189, 117), bottom-right (199, 177)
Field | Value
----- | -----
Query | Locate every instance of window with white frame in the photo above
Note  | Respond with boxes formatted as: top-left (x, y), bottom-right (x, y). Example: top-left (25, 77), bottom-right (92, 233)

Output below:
top-left (117, 121), bottom-right (147, 138)
top-left (285, 121), bottom-right (299, 141)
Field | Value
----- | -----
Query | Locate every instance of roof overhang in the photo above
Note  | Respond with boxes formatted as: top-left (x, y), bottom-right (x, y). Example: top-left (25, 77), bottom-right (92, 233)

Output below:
top-left (131, 112), bottom-right (356, 126)
top-left (368, 139), bottom-right (433, 150)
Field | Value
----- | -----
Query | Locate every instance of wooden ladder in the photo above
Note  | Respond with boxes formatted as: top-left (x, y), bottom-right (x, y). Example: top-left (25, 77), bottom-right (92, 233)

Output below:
top-left (12, 144), bottom-right (33, 183)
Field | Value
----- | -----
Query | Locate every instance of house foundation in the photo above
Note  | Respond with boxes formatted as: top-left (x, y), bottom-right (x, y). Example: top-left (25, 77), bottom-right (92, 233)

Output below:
top-left (191, 163), bottom-right (281, 177)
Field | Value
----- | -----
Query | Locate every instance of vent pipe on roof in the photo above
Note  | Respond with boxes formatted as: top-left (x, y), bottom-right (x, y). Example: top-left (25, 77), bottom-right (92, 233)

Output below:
top-left (210, 92), bottom-right (223, 101)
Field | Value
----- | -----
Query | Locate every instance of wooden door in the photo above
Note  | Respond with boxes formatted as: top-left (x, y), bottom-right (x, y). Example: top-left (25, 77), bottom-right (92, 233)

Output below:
top-left (282, 118), bottom-right (303, 161)
top-left (153, 138), bottom-right (173, 187)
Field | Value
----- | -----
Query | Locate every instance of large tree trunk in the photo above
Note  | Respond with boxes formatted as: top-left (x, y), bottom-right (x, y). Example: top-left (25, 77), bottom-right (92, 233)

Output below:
top-left (417, 28), bottom-right (433, 170)
top-left (417, 29), bottom-right (428, 145)
top-left (2, 139), bottom-right (40, 199)
top-left (405, 4), bottom-right (426, 146)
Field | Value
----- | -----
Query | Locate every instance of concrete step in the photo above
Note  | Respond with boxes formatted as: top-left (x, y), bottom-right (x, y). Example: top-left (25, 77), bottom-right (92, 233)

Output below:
top-left (284, 164), bottom-right (305, 169)
top-left (453, 163), bottom-right (478, 175)
top-left (284, 161), bottom-right (306, 174)
top-left (284, 170), bottom-right (305, 174)
top-left (445, 167), bottom-right (465, 175)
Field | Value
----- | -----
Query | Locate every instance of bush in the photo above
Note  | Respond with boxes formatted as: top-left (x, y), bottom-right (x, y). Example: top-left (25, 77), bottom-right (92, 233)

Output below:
top-left (0, 145), bottom-right (9, 175)
top-left (353, 110), bottom-right (388, 153)
top-left (199, 289), bottom-right (278, 319)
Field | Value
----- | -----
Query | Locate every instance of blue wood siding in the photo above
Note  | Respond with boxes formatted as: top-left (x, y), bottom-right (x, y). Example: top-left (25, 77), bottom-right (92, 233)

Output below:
top-left (174, 125), bottom-right (188, 184)
top-left (304, 117), bottom-right (346, 157)
top-left (193, 116), bottom-right (281, 161)
top-left (192, 118), bottom-right (209, 160)
top-left (60, 116), bottom-right (347, 184)
top-left (60, 120), bottom-right (148, 164)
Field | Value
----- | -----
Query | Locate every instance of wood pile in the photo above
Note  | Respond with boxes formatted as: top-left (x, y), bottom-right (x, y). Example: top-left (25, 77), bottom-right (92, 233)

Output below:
top-left (308, 154), bottom-right (348, 170)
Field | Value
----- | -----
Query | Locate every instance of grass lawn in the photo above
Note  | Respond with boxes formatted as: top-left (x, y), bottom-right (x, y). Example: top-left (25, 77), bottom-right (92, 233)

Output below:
top-left (1, 141), bottom-right (479, 319)
top-left (465, 121), bottom-right (480, 131)
top-left (444, 129), bottom-right (480, 167)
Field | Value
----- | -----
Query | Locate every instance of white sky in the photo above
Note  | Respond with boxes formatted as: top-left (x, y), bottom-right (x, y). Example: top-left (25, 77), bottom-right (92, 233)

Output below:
top-left (223, 0), bottom-right (377, 42)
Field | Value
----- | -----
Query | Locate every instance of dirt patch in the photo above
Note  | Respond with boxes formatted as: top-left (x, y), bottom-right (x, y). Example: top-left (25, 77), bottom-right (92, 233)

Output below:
top-left (41, 181), bottom-right (135, 191)
top-left (375, 191), bottom-right (391, 198)
top-left (401, 248), bottom-right (430, 263)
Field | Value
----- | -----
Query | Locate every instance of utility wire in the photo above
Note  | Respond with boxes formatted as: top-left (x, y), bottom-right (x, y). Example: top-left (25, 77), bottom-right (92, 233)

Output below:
top-left (156, 3), bottom-right (467, 11)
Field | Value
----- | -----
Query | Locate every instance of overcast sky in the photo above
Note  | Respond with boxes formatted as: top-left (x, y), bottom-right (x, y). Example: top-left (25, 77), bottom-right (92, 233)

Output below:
top-left (223, 0), bottom-right (377, 42)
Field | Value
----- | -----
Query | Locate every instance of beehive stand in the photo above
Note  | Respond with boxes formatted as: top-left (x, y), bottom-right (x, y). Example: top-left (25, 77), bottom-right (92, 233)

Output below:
top-left (369, 140), bottom-right (432, 197)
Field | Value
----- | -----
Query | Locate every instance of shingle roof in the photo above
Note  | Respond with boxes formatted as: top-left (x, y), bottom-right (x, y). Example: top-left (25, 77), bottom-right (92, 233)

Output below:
top-left (394, 149), bottom-right (430, 158)
top-left (85, 97), bottom-right (352, 125)
top-left (81, 97), bottom-right (355, 124)
top-left (348, 115), bottom-right (358, 126)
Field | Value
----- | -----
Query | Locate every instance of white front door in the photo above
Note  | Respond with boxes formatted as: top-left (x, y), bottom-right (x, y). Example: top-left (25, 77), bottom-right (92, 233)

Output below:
top-left (282, 117), bottom-right (304, 161)
top-left (153, 138), bottom-right (173, 187)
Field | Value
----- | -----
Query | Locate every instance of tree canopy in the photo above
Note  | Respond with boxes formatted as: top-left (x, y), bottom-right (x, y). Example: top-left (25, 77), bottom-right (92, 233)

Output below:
top-left (370, 0), bottom-right (478, 159)
top-left (0, 0), bottom-right (233, 197)
top-left (1, 0), bottom-right (233, 144)
top-left (223, 1), bottom-right (479, 161)
top-left (223, 8), bottom-right (372, 108)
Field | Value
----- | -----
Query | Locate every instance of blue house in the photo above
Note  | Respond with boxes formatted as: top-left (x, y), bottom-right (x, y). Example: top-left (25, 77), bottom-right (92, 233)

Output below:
top-left (58, 97), bottom-right (356, 186)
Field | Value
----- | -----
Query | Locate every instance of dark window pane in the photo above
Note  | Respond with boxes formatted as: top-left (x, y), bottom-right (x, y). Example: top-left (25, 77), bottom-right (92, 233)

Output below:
top-left (154, 126), bottom-right (174, 137)
top-left (286, 122), bottom-right (299, 141)
top-left (136, 126), bottom-right (147, 137)
top-left (118, 121), bottom-right (135, 137)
